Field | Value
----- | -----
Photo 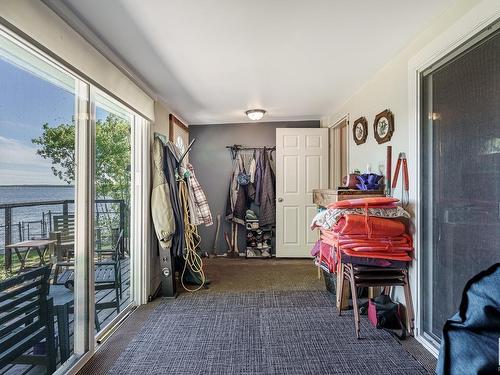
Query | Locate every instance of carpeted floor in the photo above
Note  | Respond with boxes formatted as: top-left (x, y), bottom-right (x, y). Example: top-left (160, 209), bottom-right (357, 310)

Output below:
top-left (106, 290), bottom-right (427, 374)
top-left (96, 258), bottom-right (432, 375)
top-left (201, 258), bottom-right (325, 292)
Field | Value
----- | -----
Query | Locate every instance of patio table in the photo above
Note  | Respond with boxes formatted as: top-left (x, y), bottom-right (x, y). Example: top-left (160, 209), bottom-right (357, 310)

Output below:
top-left (4, 239), bottom-right (57, 272)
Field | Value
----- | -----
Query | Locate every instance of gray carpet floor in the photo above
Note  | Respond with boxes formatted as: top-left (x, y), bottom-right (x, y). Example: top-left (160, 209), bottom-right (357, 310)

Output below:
top-left (107, 290), bottom-right (428, 374)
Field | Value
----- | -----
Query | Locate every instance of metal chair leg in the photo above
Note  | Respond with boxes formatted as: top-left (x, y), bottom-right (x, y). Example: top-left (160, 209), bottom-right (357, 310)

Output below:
top-left (115, 286), bottom-right (120, 314)
top-left (95, 309), bottom-right (101, 332)
top-left (338, 263), bottom-right (345, 316)
top-left (403, 271), bottom-right (415, 336)
top-left (46, 299), bottom-right (57, 374)
top-left (348, 265), bottom-right (361, 339)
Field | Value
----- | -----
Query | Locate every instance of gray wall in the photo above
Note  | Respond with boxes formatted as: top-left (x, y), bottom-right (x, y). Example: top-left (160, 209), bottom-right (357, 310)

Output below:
top-left (189, 120), bottom-right (319, 253)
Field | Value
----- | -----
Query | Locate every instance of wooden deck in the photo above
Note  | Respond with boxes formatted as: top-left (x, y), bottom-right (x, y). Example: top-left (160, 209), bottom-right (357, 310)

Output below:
top-left (1, 258), bottom-right (131, 375)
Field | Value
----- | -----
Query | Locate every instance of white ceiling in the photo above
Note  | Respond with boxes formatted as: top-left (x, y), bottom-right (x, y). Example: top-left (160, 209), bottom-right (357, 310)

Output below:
top-left (61, 0), bottom-right (457, 124)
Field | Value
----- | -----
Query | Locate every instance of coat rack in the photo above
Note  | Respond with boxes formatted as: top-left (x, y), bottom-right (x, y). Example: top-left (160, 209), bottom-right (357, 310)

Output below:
top-left (154, 132), bottom-right (195, 166)
top-left (226, 144), bottom-right (276, 159)
top-left (178, 138), bottom-right (196, 166)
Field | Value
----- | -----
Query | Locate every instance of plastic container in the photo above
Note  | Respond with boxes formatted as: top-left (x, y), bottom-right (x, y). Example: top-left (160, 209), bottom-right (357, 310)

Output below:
top-left (322, 269), bottom-right (336, 295)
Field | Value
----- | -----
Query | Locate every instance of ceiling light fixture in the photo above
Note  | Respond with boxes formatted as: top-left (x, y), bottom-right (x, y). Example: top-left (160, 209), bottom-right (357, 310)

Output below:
top-left (246, 109), bottom-right (266, 121)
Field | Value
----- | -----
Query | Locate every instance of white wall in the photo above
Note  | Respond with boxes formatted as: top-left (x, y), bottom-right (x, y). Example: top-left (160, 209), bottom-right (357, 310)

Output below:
top-left (320, 0), bottom-right (499, 350)
top-left (321, 0), bottom-right (481, 187)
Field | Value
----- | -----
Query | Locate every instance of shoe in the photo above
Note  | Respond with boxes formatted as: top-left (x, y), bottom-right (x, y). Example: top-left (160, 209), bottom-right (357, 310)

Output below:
top-left (246, 248), bottom-right (256, 257)
top-left (245, 210), bottom-right (258, 221)
top-left (261, 249), bottom-right (270, 258)
top-left (257, 242), bottom-right (263, 249)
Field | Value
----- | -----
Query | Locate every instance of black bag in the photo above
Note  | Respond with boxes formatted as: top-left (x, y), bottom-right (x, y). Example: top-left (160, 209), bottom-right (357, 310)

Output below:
top-left (368, 294), bottom-right (407, 340)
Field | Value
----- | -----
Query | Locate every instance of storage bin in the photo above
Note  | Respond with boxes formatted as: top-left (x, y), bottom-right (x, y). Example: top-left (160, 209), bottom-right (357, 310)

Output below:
top-left (322, 269), bottom-right (336, 295)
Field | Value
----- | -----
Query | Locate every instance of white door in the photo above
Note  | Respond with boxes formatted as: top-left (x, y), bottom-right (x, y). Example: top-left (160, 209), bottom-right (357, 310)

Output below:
top-left (276, 128), bottom-right (329, 257)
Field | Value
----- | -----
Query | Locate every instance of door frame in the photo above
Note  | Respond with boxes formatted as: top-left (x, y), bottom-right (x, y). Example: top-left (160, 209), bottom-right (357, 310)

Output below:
top-left (408, 0), bottom-right (500, 356)
top-left (328, 114), bottom-right (350, 189)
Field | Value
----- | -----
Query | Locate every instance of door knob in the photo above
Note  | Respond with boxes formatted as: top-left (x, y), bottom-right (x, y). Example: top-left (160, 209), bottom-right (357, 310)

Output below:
top-left (278, 198), bottom-right (283, 202)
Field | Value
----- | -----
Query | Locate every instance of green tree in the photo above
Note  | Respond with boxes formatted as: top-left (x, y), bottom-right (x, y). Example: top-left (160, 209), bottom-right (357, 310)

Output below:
top-left (32, 114), bottom-right (131, 204)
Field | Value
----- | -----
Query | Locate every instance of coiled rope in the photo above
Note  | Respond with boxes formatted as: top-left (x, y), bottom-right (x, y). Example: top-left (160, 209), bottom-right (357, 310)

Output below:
top-left (178, 177), bottom-right (206, 292)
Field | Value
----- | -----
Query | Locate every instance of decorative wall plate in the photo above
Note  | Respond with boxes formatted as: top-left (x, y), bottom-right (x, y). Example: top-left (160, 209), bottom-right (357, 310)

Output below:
top-left (373, 109), bottom-right (394, 144)
top-left (353, 117), bottom-right (368, 145)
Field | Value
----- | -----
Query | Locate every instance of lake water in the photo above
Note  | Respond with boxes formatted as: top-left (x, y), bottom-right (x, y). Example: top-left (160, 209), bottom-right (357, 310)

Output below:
top-left (0, 185), bottom-right (75, 250)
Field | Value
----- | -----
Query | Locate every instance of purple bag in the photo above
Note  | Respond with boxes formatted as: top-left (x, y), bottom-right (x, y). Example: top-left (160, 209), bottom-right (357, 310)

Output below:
top-left (368, 294), bottom-right (407, 339)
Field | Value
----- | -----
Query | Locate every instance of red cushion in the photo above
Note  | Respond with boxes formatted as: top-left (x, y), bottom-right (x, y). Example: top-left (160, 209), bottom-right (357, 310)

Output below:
top-left (328, 197), bottom-right (399, 209)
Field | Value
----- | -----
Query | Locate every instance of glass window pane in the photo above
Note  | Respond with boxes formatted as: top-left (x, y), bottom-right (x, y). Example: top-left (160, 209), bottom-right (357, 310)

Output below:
top-left (0, 32), bottom-right (81, 372)
top-left (94, 91), bottom-right (132, 335)
top-left (421, 29), bottom-right (500, 342)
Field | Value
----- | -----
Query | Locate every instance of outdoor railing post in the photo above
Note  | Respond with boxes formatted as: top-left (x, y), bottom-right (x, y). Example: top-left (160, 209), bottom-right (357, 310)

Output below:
top-left (4, 207), bottom-right (11, 271)
top-left (62, 201), bottom-right (69, 236)
top-left (48, 210), bottom-right (52, 232)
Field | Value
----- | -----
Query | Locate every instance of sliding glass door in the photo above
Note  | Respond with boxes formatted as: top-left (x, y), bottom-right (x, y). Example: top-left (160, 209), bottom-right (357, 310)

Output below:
top-left (420, 25), bottom-right (500, 344)
top-left (93, 91), bottom-right (134, 336)
top-left (0, 26), bottom-right (146, 374)
top-left (0, 30), bottom-right (87, 373)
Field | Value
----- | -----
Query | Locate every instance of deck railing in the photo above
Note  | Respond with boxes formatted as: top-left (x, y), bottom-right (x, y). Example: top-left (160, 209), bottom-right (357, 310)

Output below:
top-left (0, 199), bottom-right (127, 254)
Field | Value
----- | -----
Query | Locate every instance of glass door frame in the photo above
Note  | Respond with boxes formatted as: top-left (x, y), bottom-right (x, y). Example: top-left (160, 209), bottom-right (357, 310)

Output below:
top-left (91, 87), bottom-right (146, 343)
top-left (407, 7), bottom-right (500, 357)
top-left (0, 23), bottom-right (150, 374)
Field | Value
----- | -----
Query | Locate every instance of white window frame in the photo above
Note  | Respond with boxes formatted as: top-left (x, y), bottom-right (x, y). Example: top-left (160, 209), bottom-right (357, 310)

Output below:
top-left (0, 23), bottom-right (151, 374)
top-left (407, 0), bottom-right (500, 357)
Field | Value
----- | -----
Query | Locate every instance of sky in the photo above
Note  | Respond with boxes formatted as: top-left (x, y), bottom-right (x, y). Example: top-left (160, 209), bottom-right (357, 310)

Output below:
top-left (0, 57), bottom-right (108, 185)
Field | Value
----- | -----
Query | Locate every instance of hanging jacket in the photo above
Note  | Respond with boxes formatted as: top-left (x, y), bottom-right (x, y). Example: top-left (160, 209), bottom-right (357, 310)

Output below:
top-left (254, 149), bottom-right (264, 205)
top-left (151, 138), bottom-right (175, 248)
top-left (249, 156), bottom-right (256, 183)
top-left (225, 153), bottom-right (247, 225)
top-left (164, 142), bottom-right (185, 257)
top-left (259, 149), bottom-right (276, 226)
top-left (187, 163), bottom-right (213, 226)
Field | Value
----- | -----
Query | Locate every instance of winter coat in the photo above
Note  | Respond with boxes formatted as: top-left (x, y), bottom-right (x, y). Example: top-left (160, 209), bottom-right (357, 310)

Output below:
top-left (259, 149), bottom-right (276, 226)
top-left (164, 142), bottom-right (185, 257)
top-left (225, 154), bottom-right (247, 225)
top-left (254, 150), bottom-right (264, 205)
top-left (151, 138), bottom-right (175, 248)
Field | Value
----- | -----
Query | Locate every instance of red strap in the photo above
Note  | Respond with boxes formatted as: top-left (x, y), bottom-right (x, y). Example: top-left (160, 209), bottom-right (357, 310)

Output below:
top-left (392, 157), bottom-right (401, 189)
top-left (402, 158), bottom-right (409, 191)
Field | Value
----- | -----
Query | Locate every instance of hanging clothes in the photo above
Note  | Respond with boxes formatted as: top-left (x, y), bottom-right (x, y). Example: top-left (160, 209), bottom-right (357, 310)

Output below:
top-left (253, 149), bottom-right (264, 205)
top-left (259, 148), bottom-right (276, 226)
top-left (225, 153), bottom-right (247, 225)
top-left (151, 137), bottom-right (175, 249)
top-left (186, 163), bottom-right (213, 226)
top-left (164, 142), bottom-right (185, 257)
top-left (249, 154), bottom-right (256, 183)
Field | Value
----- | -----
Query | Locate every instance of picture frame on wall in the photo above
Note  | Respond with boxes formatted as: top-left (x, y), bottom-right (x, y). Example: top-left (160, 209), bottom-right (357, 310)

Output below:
top-left (352, 116), bottom-right (368, 145)
top-left (169, 113), bottom-right (189, 154)
top-left (373, 109), bottom-right (394, 144)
